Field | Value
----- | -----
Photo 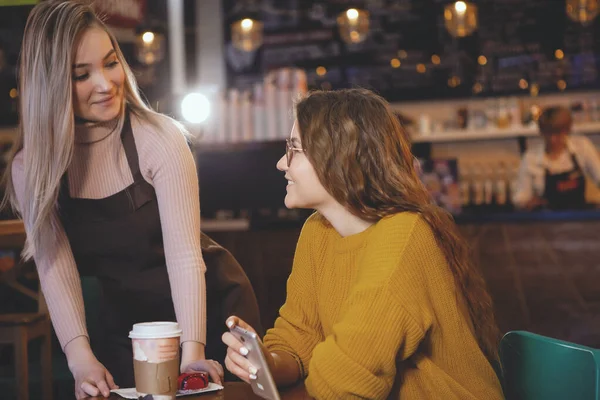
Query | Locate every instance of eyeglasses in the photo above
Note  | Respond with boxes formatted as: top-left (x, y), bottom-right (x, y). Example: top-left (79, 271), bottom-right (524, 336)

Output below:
top-left (285, 138), bottom-right (305, 167)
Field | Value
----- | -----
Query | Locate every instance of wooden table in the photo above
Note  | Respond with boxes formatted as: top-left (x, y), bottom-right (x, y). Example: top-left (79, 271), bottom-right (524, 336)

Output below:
top-left (91, 382), bottom-right (311, 399)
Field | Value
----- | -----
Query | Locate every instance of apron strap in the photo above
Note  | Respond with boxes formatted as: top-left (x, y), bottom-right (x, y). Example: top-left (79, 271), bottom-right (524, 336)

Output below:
top-left (569, 153), bottom-right (583, 173)
top-left (120, 111), bottom-right (144, 182)
top-left (543, 153), bottom-right (583, 177)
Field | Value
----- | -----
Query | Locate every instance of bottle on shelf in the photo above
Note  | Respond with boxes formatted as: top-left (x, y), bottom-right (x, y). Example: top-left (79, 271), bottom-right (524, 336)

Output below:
top-left (459, 162), bottom-right (471, 210)
top-left (253, 83), bottom-right (265, 142)
top-left (471, 163), bottom-right (485, 211)
top-left (495, 162), bottom-right (509, 212)
top-left (228, 88), bottom-right (241, 143)
top-left (457, 107), bottom-right (468, 129)
top-left (484, 99), bottom-right (497, 130)
top-left (241, 90), bottom-right (253, 142)
top-left (483, 165), bottom-right (495, 209)
top-left (264, 79), bottom-right (278, 140)
top-left (507, 162), bottom-right (521, 210)
top-left (508, 97), bottom-right (521, 128)
top-left (496, 98), bottom-right (511, 129)
top-left (277, 68), bottom-right (294, 138)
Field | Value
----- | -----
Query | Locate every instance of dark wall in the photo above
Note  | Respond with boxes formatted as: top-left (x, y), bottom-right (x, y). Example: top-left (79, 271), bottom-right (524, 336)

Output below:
top-left (222, 0), bottom-right (600, 102)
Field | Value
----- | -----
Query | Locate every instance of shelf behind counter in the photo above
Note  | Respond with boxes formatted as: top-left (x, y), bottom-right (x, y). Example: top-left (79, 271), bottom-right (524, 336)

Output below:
top-left (409, 121), bottom-right (600, 144)
top-left (195, 121), bottom-right (600, 150)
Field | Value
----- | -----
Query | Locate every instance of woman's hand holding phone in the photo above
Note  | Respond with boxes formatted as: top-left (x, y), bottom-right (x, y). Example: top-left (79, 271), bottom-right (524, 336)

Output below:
top-left (222, 316), bottom-right (276, 384)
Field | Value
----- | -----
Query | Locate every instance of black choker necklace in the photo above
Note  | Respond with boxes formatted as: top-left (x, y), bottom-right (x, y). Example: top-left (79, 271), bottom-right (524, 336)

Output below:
top-left (74, 116), bottom-right (98, 124)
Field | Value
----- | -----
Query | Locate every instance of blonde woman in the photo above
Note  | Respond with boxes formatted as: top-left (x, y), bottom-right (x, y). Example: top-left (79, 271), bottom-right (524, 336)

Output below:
top-left (3, 1), bottom-right (224, 398)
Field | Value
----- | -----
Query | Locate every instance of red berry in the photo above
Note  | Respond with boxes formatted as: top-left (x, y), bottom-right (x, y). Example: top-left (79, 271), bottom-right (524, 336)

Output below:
top-left (178, 372), bottom-right (209, 390)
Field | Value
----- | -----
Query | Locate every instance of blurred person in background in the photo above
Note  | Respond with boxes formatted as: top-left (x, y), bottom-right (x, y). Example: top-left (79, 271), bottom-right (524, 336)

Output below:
top-left (513, 106), bottom-right (600, 211)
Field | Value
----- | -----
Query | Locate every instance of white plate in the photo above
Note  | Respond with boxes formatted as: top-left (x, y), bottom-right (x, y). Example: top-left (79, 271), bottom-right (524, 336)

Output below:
top-left (110, 383), bottom-right (224, 399)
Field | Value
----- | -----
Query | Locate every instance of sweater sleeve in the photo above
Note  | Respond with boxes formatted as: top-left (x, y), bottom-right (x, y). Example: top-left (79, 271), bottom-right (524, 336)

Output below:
top-left (263, 214), bottom-right (325, 377)
top-left (305, 217), bottom-right (431, 399)
top-left (11, 151), bottom-right (89, 350)
top-left (136, 118), bottom-right (207, 344)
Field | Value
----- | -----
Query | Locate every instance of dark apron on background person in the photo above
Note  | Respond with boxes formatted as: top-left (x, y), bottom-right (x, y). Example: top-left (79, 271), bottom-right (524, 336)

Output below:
top-left (543, 153), bottom-right (586, 211)
top-left (58, 111), bottom-right (262, 387)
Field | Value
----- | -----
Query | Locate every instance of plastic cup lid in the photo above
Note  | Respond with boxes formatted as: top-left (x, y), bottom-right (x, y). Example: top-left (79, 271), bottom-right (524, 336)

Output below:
top-left (129, 321), bottom-right (183, 339)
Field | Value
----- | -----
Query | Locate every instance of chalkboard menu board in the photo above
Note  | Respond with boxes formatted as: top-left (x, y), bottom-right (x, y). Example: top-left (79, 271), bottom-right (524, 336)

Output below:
top-left (0, 5), bottom-right (31, 126)
top-left (222, 0), bottom-right (600, 102)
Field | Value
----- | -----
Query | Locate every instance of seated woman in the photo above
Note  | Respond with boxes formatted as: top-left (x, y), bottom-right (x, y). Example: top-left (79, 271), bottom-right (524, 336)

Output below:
top-left (512, 105), bottom-right (600, 210)
top-left (222, 89), bottom-right (503, 399)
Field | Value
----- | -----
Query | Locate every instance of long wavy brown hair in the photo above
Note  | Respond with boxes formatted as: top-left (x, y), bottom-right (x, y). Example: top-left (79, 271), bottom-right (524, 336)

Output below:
top-left (295, 88), bottom-right (500, 363)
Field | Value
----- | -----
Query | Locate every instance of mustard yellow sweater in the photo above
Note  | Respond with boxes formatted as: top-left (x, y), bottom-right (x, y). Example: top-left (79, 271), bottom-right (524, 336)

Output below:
top-left (263, 212), bottom-right (503, 400)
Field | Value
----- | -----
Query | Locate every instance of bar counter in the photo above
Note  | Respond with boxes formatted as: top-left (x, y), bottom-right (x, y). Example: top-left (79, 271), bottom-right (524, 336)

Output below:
top-left (205, 208), bottom-right (600, 349)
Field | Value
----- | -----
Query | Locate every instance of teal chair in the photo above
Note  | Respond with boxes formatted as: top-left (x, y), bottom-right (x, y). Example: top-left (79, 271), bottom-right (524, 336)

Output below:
top-left (499, 330), bottom-right (600, 400)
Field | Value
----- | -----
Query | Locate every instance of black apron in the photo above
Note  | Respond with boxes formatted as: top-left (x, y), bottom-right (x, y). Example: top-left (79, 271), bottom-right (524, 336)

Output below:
top-left (58, 112), bottom-right (262, 386)
top-left (543, 153), bottom-right (586, 210)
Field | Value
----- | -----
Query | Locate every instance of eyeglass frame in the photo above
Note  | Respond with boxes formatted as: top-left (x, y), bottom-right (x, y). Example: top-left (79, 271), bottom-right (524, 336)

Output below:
top-left (285, 138), bottom-right (305, 167)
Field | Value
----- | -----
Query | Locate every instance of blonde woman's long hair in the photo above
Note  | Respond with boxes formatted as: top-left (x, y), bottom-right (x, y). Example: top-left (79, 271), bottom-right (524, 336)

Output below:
top-left (3, 0), bottom-right (188, 260)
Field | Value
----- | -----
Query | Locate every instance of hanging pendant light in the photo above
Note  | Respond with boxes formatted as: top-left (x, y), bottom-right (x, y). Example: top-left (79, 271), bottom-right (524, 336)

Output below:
top-left (566, 0), bottom-right (599, 26)
top-left (231, 18), bottom-right (264, 52)
top-left (134, 28), bottom-right (166, 65)
top-left (444, 1), bottom-right (478, 38)
top-left (337, 8), bottom-right (370, 44)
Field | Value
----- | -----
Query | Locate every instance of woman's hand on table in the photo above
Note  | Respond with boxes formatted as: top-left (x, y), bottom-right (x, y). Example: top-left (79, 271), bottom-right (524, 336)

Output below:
top-left (222, 316), bottom-right (275, 384)
top-left (181, 359), bottom-right (224, 386)
top-left (72, 360), bottom-right (116, 399)
top-left (180, 341), bottom-right (224, 385)
top-left (65, 337), bottom-right (118, 399)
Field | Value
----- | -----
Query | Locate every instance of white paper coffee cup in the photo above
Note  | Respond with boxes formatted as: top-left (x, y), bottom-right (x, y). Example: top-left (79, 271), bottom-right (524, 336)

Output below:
top-left (129, 321), bottom-right (183, 340)
top-left (129, 322), bottom-right (182, 400)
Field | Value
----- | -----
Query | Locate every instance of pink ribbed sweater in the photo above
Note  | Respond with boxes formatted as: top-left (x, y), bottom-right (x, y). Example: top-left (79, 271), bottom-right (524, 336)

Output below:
top-left (11, 114), bottom-right (207, 350)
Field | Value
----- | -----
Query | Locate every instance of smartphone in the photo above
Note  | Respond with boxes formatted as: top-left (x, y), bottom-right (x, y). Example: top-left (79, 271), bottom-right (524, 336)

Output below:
top-left (230, 325), bottom-right (281, 400)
